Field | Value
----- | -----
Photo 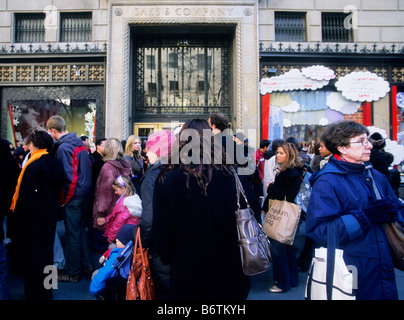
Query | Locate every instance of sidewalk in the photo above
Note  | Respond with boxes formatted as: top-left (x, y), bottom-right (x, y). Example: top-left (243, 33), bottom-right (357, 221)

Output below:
top-left (6, 221), bottom-right (404, 300)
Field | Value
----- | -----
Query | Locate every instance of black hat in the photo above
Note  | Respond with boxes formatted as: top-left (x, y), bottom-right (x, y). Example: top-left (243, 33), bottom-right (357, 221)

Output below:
top-left (370, 132), bottom-right (386, 149)
top-left (117, 224), bottom-right (136, 245)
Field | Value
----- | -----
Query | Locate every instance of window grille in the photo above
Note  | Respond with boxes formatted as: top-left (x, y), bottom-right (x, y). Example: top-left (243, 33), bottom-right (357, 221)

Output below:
top-left (275, 12), bottom-right (306, 42)
top-left (134, 36), bottom-right (231, 118)
top-left (322, 12), bottom-right (353, 42)
top-left (60, 12), bottom-right (92, 42)
top-left (15, 13), bottom-right (45, 43)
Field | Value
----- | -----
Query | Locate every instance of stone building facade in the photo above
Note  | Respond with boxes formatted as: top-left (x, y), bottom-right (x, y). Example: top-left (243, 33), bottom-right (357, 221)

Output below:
top-left (0, 0), bottom-right (403, 148)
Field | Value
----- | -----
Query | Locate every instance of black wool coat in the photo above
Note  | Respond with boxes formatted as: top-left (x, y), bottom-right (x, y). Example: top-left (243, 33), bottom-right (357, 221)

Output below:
top-left (152, 166), bottom-right (250, 300)
top-left (9, 154), bottom-right (66, 276)
top-left (262, 167), bottom-right (303, 212)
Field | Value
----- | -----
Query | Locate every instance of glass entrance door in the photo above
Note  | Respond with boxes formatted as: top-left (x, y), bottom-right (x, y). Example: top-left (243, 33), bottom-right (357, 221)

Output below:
top-left (134, 122), bottom-right (183, 142)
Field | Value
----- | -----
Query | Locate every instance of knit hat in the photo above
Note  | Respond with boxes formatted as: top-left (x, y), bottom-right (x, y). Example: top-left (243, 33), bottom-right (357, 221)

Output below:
top-left (116, 224), bottom-right (136, 246)
top-left (146, 129), bottom-right (176, 158)
top-left (370, 132), bottom-right (386, 149)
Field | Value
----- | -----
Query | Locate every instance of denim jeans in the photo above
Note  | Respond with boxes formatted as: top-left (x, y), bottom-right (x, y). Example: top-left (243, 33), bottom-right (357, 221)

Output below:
top-left (270, 239), bottom-right (298, 291)
top-left (53, 227), bottom-right (65, 270)
top-left (0, 241), bottom-right (10, 300)
top-left (63, 196), bottom-right (91, 277)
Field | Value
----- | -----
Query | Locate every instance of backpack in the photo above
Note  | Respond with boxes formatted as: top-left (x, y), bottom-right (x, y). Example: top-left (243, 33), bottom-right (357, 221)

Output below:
top-left (294, 167), bottom-right (312, 219)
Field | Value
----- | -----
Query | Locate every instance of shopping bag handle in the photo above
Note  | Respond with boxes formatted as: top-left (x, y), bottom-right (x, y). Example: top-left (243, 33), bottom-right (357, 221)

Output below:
top-left (326, 220), bottom-right (337, 300)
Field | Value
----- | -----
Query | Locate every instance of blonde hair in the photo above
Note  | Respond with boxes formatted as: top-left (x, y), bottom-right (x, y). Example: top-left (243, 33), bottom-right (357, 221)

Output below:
top-left (277, 142), bottom-right (303, 172)
top-left (112, 175), bottom-right (135, 196)
top-left (103, 138), bottom-right (125, 161)
top-left (125, 135), bottom-right (142, 157)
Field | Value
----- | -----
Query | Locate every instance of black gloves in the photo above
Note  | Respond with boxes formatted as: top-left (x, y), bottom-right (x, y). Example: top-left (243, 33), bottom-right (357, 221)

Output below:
top-left (351, 196), bottom-right (400, 232)
top-left (364, 196), bottom-right (399, 224)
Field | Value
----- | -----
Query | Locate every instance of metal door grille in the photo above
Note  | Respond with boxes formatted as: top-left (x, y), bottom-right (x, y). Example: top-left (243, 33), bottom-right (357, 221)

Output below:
top-left (134, 37), bottom-right (231, 118)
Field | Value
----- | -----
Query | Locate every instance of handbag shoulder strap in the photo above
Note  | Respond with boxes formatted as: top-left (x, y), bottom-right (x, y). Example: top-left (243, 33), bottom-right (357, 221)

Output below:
top-left (366, 166), bottom-right (383, 200)
top-left (231, 166), bottom-right (250, 210)
top-left (326, 220), bottom-right (338, 300)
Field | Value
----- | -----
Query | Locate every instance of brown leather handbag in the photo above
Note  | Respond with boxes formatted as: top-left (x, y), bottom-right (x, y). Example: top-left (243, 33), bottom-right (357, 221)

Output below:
top-left (126, 228), bottom-right (155, 300)
top-left (384, 222), bottom-right (404, 271)
top-left (369, 169), bottom-right (404, 271)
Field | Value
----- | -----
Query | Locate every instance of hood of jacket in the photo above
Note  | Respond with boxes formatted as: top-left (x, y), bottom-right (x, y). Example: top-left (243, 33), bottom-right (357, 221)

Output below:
top-left (107, 158), bottom-right (132, 172)
top-left (309, 155), bottom-right (373, 186)
top-left (56, 132), bottom-right (82, 148)
top-left (123, 193), bottom-right (142, 217)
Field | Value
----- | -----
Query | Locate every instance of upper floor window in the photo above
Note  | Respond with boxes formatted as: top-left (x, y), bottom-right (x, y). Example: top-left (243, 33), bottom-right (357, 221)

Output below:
top-left (15, 13), bottom-right (45, 43)
top-left (275, 12), bottom-right (306, 42)
top-left (60, 12), bottom-right (92, 42)
top-left (322, 12), bottom-right (353, 42)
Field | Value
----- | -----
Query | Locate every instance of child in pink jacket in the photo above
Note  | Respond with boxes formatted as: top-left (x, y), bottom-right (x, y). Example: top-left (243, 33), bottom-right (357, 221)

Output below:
top-left (104, 175), bottom-right (142, 244)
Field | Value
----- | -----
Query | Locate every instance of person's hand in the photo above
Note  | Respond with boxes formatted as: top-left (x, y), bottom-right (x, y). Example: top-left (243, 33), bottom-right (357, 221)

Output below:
top-left (97, 217), bottom-right (106, 227)
top-left (364, 196), bottom-right (399, 224)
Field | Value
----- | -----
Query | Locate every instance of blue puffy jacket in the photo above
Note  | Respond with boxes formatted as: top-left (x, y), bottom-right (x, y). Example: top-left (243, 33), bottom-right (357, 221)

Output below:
top-left (306, 155), bottom-right (404, 300)
top-left (53, 132), bottom-right (92, 204)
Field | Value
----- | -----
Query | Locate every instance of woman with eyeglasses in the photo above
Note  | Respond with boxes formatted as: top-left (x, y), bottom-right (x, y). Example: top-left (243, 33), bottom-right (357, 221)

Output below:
top-left (306, 120), bottom-right (404, 300)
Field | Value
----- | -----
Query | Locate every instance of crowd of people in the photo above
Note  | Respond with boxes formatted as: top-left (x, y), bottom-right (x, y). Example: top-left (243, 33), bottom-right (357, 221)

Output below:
top-left (0, 113), bottom-right (403, 300)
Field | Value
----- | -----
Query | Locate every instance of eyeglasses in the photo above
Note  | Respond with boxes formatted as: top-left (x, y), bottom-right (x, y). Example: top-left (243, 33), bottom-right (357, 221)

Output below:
top-left (350, 138), bottom-right (373, 147)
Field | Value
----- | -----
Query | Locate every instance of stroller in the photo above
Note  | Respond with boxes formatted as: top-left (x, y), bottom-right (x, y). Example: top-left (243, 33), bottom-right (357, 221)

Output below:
top-left (100, 240), bottom-right (134, 300)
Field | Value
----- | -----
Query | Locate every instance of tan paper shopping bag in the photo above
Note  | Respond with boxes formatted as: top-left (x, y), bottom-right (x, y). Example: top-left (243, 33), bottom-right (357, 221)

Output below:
top-left (263, 199), bottom-right (301, 245)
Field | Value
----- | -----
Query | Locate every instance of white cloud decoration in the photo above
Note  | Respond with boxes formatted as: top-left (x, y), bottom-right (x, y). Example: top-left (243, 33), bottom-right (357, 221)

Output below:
top-left (260, 69), bottom-right (329, 94)
top-left (385, 139), bottom-right (404, 166)
top-left (302, 65), bottom-right (336, 81)
top-left (335, 71), bottom-right (390, 102)
top-left (281, 100), bottom-right (300, 112)
top-left (326, 92), bottom-right (361, 115)
top-left (319, 117), bottom-right (329, 126)
top-left (367, 126), bottom-right (388, 139)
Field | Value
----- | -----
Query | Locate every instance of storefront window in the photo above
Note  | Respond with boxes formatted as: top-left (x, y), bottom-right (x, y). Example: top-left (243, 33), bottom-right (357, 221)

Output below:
top-left (7, 99), bottom-right (96, 145)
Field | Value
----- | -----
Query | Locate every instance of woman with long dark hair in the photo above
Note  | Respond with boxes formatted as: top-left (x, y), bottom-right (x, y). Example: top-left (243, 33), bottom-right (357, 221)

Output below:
top-left (152, 119), bottom-right (250, 299)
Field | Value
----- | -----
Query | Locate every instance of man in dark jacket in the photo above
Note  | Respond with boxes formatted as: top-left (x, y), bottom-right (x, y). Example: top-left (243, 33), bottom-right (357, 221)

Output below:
top-left (0, 138), bottom-right (20, 299)
top-left (47, 115), bottom-right (93, 282)
top-left (88, 138), bottom-right (108, 252)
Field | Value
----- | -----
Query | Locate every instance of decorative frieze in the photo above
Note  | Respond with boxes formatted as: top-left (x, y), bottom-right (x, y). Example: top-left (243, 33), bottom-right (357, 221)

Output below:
top-left (0, 63), bottom-right (105, 85)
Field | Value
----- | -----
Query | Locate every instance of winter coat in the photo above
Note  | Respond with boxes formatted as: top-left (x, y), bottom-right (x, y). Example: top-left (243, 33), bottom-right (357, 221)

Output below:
top-left (254, 149), bottom-right (266, 181)
top-left (153, 166), bottom-right (250, 300)
top-left (306, 155), bottom-right (404, 300)
top-left (104, 194), bottom-right (142, 243)
top-left (9, 153), bottom-right (66, 276)
top-left (370, 148), bottom-right (390, 177)
top-left (51, 132), bottom-right (92, 204)
top-left (262, 166), bottom-right (303, 212)
top-left (0, 138), bottom-right (20, 240)
top-left (90, 247), bottom-right (124, 295)
top-left (92, 158), bottom-right (131, 228)
top-left (139, 161), bottom-right (171, 299)
top-left (124, 154), bottom-right (144, 177)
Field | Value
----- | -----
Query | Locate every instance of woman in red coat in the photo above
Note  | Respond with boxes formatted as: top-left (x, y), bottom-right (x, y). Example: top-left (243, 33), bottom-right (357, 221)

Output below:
top-left (93, 138), bottom-right (131, 230)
